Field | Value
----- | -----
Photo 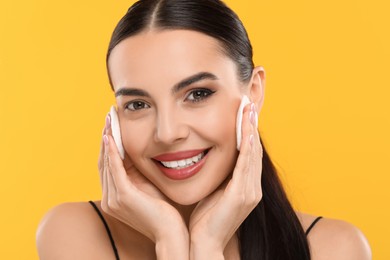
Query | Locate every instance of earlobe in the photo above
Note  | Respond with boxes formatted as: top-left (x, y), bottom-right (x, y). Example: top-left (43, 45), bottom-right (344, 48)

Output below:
top-left (248, 66), bottom-right (266, 113)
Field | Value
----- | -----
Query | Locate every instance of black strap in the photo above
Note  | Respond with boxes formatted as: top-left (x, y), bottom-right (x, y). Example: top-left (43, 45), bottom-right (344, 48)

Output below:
top-left (305, 216), bottom-right (323, 236)
top-left (88, 201), bottom-right (120, 260)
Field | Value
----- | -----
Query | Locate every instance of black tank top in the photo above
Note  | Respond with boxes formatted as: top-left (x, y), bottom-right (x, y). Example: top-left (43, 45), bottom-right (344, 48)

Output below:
top-left (89, 200), bottom-right (322, 260)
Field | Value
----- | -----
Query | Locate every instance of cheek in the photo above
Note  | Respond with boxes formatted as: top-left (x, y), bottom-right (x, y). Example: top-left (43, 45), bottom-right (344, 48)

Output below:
top-left (190, 102), bottom-right (239, 193)
top-left (192, 102), bottom-right (238, 147)
top-left (120, 120), bottom-right (152, 160)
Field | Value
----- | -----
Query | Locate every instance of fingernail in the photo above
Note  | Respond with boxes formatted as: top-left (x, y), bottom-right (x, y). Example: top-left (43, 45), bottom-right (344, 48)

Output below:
top-left (255, 111), bottom-right (259, 128)
top-left (249, 134), bottom-right (254, 146)
top-left (103, 135), bottom-right (109, 145)
top-left (249, 111), bottom-right (255, 125)
top-left (105, 114), bottom-right (111, 130)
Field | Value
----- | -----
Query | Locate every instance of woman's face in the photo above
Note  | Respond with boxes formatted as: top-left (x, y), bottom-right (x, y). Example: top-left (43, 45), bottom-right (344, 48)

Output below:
top-left (108, 29), bottom-right (248, 205)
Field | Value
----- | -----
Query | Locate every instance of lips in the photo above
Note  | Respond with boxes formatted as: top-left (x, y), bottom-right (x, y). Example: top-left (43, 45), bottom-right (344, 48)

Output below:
top-left (152, 148), bottom-right (210, 180)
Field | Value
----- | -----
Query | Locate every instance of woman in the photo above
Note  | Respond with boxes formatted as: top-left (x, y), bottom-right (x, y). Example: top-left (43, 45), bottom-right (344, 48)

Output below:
top-left (36, 0), bottom-right (371, 259)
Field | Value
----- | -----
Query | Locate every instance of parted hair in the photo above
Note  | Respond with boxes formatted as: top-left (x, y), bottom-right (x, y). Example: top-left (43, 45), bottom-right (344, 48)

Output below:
top-left (106, 1), bottom-right (311, 259)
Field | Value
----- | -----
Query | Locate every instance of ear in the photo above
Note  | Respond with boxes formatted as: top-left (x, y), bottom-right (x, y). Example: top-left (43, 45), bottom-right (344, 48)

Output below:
top-left (247, 66), bottom-right (266, 114)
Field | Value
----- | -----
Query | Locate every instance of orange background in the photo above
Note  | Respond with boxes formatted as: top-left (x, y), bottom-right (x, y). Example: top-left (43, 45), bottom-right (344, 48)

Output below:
top-left (0, 0), bottom-right (389, 259)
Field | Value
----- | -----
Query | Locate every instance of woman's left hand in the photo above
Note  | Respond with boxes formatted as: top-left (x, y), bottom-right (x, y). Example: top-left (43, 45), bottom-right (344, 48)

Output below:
top-left (189, 103), bottom-right (263, 259)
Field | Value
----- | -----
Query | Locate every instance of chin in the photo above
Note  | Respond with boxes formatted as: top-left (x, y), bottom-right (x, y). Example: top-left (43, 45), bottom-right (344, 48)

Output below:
top-left (161, 172), bottom-right (231, 207)
top-left (168, 192), bottom-right (206, 206)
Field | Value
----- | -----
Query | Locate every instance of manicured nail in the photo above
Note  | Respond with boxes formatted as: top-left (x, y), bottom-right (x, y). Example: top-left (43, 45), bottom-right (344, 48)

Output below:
top-left (249, 111), bottom-right (255, 125)
top-left (105, 114), bottom-right (111, 130)
top-left (255, 111), bottom-right (259, 128)
top-left (249, 134), bottom-right (254, 146)
top-left (103, 135), bottom-right (109, 145)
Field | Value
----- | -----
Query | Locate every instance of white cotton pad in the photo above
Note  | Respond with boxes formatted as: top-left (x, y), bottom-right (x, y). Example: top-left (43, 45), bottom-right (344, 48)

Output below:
top-left (236, 95), bottom-right (250, 150)
top-left (110, 106), bottom-right (125, 160)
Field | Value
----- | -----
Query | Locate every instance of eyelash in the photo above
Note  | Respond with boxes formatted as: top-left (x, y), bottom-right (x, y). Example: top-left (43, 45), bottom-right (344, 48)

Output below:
top-left (185, 88), bottom-right (216, 103)
top-left (125, 100), bottom-right (151, 111)
top-left (124, 88), bottom-right (215, 111)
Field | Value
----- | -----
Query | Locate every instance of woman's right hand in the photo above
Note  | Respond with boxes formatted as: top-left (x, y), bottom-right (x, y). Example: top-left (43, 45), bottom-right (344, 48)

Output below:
top-left (98, 114), bottom-right (189, 259)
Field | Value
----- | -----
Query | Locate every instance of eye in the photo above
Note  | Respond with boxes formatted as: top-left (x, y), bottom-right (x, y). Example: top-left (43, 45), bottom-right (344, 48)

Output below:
top-left (186, 88), bottom-right (215, 103)
top-left (125, 100), bottom-right (150, 111)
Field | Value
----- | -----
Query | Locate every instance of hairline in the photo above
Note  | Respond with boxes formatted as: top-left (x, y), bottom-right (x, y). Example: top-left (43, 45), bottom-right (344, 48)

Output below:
top-left (106, 27), bottom-right (247, 90)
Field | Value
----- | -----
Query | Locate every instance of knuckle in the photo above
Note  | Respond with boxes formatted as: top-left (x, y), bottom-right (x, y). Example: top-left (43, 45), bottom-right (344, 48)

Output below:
top-left (108, 155), bottom-right (119, 173)
top-left (103, 156), bottom-right (109, 168)
top-left (249, 155), bottom-right (257, 165)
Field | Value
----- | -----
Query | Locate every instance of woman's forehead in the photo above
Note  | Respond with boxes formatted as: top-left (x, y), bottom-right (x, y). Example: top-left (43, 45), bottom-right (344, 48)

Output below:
top-left (108, 29), bottom-right (237, 92)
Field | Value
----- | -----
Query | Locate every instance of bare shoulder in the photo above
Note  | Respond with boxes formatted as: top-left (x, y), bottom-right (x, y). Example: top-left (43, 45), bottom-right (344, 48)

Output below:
top-left (296, 212), bottom-right (372, 260)
top-left (36, 201), bottom-right (116, 260)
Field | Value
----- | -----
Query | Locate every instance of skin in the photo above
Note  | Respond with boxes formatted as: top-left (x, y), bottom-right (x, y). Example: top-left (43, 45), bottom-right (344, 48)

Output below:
top-left (109, 29), bottom-right (247, 207)
top-left (36, 30), bottom-right (372, 259)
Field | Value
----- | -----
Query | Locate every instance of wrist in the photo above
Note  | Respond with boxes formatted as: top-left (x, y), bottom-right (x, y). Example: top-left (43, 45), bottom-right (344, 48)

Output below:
top-left (155, 225), bottom-right (189, 260)
top-left (190, 238), bottom-right (224, 260)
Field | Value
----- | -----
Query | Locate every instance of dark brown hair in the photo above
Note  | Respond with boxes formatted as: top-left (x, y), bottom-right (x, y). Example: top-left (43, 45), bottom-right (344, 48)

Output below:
top-left (106, 1), bottom-right (311, 259)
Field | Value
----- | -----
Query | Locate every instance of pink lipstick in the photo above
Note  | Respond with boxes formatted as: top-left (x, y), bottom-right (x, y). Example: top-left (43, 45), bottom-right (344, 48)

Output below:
top-left (153, 148), bottom-right (210, 180)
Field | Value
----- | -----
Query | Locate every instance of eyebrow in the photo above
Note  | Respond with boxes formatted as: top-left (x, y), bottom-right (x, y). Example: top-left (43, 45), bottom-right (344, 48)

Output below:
top-left (115, 88), bottom-right (149, 98)
top-left (172, 72), bottom-right (218, 94)
top-left (114, 72), bottom-right (218, 97)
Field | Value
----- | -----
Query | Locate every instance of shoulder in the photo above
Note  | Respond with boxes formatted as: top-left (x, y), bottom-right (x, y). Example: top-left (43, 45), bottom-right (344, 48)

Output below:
top-left (296, 212), bottom-right (372, 260)
top-left (36, 201), bottom-right (117, 260)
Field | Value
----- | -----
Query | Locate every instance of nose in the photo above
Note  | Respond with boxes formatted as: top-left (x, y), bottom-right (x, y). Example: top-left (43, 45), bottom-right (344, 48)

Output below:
top-left (154, 108), bottom-right (190, 144)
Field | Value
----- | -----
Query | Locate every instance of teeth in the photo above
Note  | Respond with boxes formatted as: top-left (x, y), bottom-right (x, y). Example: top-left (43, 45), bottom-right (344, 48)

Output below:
top-left (178, 160), bottom-right (186, 167)
top-left (160, 152), bottom-right (205, 169)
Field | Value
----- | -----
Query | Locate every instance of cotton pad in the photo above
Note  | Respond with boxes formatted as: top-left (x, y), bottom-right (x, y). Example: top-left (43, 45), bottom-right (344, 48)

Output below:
top-left (236, 95), bottom-right (250, 150)
top-left (110, 106), bottom-right (125, 160)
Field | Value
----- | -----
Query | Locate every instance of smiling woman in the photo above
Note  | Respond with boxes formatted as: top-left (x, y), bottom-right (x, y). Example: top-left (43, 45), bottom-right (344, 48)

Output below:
top-left (109, 30), bottom-right (245, 206)
top-left (35, 0), bottom-right (371, 259)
